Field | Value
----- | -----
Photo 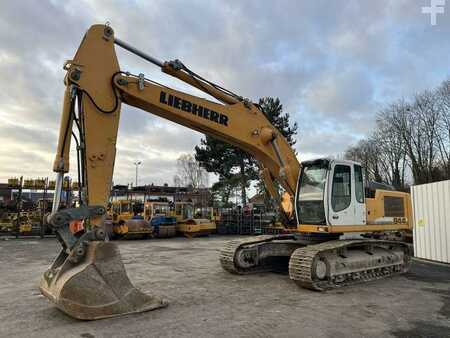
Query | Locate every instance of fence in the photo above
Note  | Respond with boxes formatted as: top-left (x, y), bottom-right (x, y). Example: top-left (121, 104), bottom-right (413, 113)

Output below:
top-left (216, 208), bottom-right (276, 235)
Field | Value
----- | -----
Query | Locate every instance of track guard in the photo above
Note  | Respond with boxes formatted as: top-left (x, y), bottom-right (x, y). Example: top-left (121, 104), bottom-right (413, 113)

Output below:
top-left (39, 241), bottom-right (167, 320)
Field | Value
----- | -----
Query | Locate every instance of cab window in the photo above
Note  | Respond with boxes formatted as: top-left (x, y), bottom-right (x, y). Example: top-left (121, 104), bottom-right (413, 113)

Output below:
top-left (332, 165), bottom-right (351, 212)
top-left (354, 164), bottom-right (364, 203)
top-left (296, 163), bottom-right (328, 224)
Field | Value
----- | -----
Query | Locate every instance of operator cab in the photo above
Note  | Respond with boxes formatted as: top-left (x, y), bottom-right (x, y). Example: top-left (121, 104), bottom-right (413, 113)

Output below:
top-left (295, 158), bottom-right (366, 226)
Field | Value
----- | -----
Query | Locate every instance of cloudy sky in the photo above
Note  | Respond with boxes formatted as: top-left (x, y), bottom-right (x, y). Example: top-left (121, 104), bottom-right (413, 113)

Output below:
top-left (1, 0), bottom-right (449, 186)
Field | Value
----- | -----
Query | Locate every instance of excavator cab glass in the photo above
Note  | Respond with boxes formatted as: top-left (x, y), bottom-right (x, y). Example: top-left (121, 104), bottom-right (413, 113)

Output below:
top-left (331, 165), bottom-right (351, 212)
top-left (296, 159), bottom-right (329, 224)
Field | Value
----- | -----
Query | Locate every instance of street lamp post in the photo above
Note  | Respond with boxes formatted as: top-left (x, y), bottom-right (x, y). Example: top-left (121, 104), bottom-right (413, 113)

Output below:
top-left (134, 161), bottom-right (142, 187)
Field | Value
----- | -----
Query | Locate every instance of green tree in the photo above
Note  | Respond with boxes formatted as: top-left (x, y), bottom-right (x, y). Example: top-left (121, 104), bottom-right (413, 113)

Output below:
top-left (195, 136), bottom-right (257, 205)
top-left (258, 97), bottom-right (298, 148)
top-left (210, 175), bottom-right (241, 207)
top-left (195, 97), bottom-right (298, 205)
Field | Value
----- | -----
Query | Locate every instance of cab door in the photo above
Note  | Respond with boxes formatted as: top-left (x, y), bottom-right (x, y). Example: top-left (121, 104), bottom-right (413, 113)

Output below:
top-left (328, 163), bottom-right (353, 225)
top-left (328, 162), bottom-right (366, 226)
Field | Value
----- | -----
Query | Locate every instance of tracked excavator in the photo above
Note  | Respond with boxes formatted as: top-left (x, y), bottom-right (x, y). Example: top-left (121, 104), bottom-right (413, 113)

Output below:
top-left (40, 24), bottom-right (413, 320)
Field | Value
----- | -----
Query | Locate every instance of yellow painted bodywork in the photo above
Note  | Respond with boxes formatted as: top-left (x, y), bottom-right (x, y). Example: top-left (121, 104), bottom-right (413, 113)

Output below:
top-left (109, 200), bottom-right (134, 224)
top-left (19, 222), bottom-right (33, 233)
top-left (365, 190), bottom-right (412, 226)
top-left (54, 25), bottom-right (121, 228)
top-left (171, 202), bottom-right (216, 237)
top-left (171, 202), bottom-right (193, 223)
top-left (112, 221), bottom-right (152, 237)
top-left (298, 190), bottom-right (412, 234)
top-left (108, 200), bottom-right (152, 237)
top-left (0, 213), bottom-right (33, 234)
top-left (113, 223), bottom-right (129, 236)
top-left (7, 178), bottom-right (20, 187)
top-left (298, 223), bottom-right (411, 234)
top-left (112, 221), bottom-right (153, 237)
top-left (176, 219), bottom-right (216, 238)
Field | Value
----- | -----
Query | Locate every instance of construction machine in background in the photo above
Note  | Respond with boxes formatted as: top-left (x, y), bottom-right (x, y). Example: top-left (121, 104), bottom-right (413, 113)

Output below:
top-left (40, 24), bottom-right (412, 320)
top-left (143, 200), bottom-right (176, 238)
top-left (108, 199), bottom-right (152, 239)
top-left (172, 201), bottom-right (193, 223)
top-left (0, 177), bottom-right (54, 237)
top-left (0, 190), bottom-right (51, 237)
top-left (109, 200), bottom-right (134, 224)
top-left (172, 201), bottom-right (216, 237)
top-left (0, 213), bottom-right (33, 234)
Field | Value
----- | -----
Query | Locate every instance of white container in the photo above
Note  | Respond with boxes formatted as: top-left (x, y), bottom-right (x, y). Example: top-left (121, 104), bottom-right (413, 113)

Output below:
top-left (412, 180), bottom-right (450, 263)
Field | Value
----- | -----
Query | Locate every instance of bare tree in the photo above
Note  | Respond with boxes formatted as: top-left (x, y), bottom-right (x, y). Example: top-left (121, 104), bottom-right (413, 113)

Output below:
top-left (384, 93), bottom-right (443, 184)
top-left (347, 78), bottom-right (450, 187)
top-left (176, 154), bottom-right (209, 188)
top-left (173, 175), bottom-right (183, 187)
top-left (345, 138), bottom-right (384, 185)
top-left (374, 105), bottom-right (409, 189)
top-left (436, 80), bottom-right (450, 178)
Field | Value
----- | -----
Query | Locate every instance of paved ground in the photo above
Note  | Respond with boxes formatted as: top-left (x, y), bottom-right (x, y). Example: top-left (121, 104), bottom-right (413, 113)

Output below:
top-left (0, 236), bottom-right (449, 338)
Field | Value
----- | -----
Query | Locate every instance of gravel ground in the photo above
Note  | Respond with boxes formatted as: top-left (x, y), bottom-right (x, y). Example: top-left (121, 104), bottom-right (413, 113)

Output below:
top-left (0, 236), bottom-right (449, 338)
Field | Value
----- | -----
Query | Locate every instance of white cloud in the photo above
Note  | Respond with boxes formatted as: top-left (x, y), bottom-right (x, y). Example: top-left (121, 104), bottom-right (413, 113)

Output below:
top-left (0, 0), bottom-right (449, 185)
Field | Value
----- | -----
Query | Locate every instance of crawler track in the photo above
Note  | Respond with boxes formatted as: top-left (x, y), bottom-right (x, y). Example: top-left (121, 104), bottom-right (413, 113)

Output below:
top-left (288, 240), bottom-right (412, 291)
top-left (220, 237), bottom-right (412, 291)
top-left (219, 234), bottom-right (332, 274)
top-left (219, 235), bottom-right (277, 274)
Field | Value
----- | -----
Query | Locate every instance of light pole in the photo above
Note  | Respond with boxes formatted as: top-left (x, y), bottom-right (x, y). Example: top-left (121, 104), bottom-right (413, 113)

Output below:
top-left (134, 161), bottom-right (142, 187)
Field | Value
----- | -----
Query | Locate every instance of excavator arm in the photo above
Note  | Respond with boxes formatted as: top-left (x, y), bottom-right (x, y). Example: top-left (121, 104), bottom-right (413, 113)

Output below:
top-left (41, 24), bottom-right (301, 320)
top-left (54, 25), bottom-right (299, 224)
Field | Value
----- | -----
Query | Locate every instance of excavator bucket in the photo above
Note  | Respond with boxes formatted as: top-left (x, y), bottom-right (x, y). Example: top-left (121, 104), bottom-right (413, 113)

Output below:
top-left (39, 241), bottom-right (167, 320)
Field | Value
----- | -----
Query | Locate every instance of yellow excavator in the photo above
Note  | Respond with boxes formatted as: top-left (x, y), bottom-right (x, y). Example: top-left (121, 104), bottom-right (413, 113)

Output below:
top-left (40, 24), bottom-right (412, 320)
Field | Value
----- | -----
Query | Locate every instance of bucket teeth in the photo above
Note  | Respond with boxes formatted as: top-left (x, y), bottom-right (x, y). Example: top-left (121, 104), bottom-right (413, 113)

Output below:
top-left (39, 241), bottom-right (167, 320)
